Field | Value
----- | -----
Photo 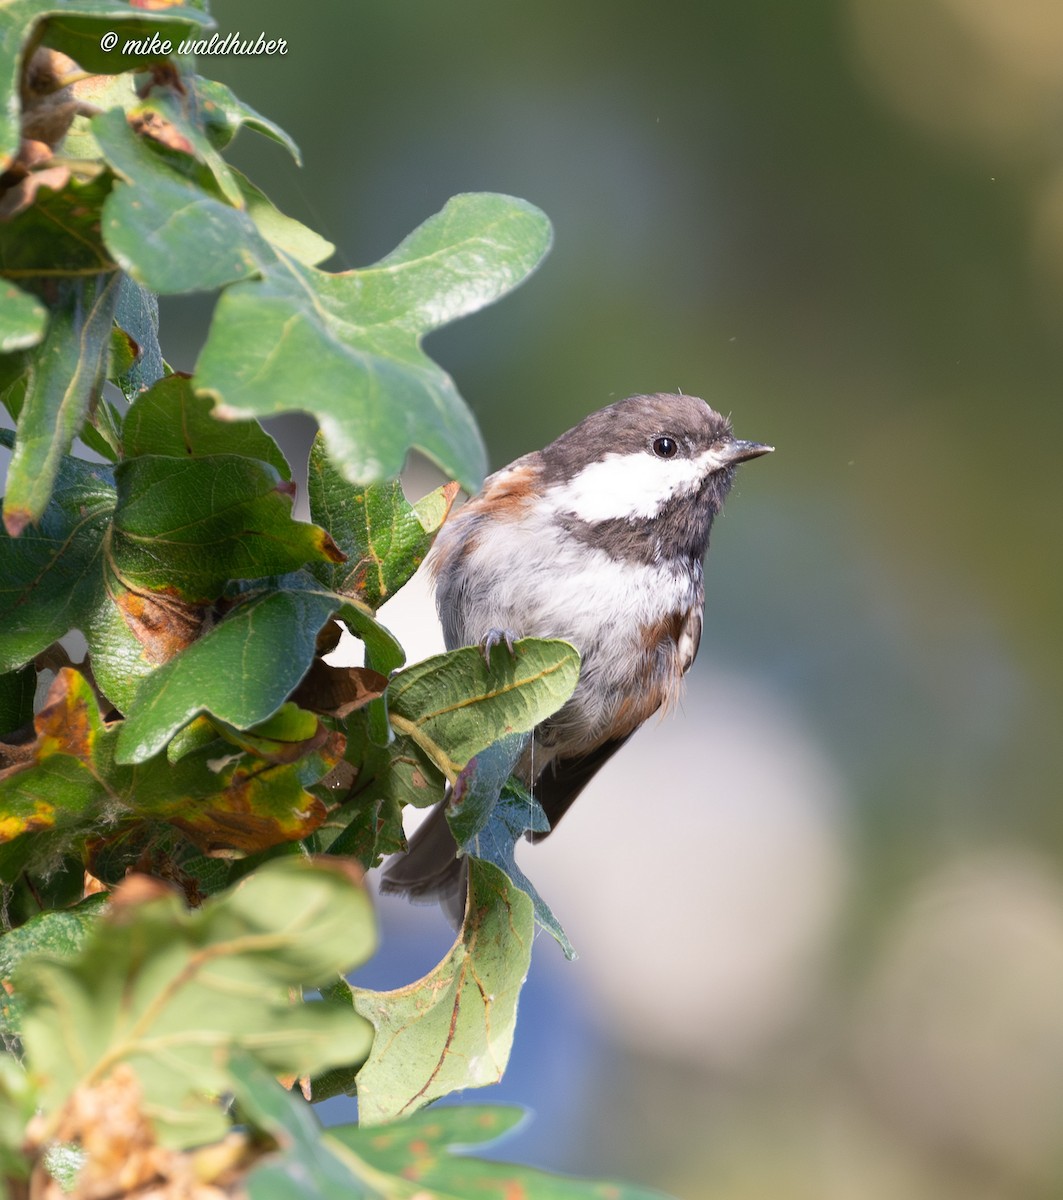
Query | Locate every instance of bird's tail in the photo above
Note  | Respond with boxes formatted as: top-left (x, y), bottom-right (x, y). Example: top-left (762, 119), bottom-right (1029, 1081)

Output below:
top-left (378, 803), bottom-right (468, 928)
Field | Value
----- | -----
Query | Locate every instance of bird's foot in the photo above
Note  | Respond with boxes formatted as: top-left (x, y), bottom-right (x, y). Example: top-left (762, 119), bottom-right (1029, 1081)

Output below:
top-left (480, 627), bottom-right (519, 664)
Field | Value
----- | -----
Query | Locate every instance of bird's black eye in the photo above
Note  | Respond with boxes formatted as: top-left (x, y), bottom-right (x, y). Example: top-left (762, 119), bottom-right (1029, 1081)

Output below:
top-left (653, 436), bottom-right (678, 459)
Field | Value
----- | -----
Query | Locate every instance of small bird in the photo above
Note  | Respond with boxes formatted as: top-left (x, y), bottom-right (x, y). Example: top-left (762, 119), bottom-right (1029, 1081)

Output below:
top-left (380, 392), bottom-right (771, 916)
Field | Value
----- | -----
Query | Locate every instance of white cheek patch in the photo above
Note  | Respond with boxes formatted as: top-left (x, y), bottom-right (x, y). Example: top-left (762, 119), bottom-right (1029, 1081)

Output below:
top-left (549, 448), bottom-right (730, 522)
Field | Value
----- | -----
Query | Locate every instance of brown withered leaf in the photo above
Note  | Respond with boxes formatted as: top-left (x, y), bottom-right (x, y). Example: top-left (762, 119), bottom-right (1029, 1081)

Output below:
top-left (26, 1062), bottom-right (244, 1200)
top-left (128, 108), bottom-right (193, 155)
top-left (0, 162), bottom-right (71, 219)
top-left (136, 62), bottom-right (187, 99)
top-left (113, 582), bottom-right (206, 664)
top-left (291, 660), bottom-right (388, 719)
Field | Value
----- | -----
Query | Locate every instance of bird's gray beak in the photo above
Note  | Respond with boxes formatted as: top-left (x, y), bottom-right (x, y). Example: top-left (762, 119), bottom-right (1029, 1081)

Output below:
top-left (720, 439), bottom-right (774, 464)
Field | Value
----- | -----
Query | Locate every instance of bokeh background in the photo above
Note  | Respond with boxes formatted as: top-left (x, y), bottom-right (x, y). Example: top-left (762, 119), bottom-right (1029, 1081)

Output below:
top-left (159, 2), bottom-right (1063, 1196)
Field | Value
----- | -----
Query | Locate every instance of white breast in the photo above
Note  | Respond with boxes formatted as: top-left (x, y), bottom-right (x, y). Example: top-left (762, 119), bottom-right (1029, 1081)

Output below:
top-left (436, 501), bottom-right (697, 650)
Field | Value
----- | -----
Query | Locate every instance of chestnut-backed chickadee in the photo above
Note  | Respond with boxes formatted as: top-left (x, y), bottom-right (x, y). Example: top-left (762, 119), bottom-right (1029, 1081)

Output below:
top-left (380, 392), bottom-right (772, 914)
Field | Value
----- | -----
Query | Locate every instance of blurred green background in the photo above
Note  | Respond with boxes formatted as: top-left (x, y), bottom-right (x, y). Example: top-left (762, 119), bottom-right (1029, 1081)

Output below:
top-left (162, 1), bottom-right (1063, 1195)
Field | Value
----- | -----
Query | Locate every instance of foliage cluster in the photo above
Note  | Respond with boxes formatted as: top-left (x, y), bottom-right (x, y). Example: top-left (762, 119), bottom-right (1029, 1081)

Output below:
top-left (0, 3), bottom-right (663, 1196)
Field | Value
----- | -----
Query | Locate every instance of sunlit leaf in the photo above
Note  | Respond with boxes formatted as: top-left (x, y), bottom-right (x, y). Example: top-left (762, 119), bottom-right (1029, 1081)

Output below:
top-left (196, 192), bottom-right (552, 493)
top-left (353, 859), bottom-right (533, 1124)
top-left (93, 107), bottom-right (271, 294)
top-left (233, 168), bottom-right (335, 266)
top-left (387, 639), bottom-right (579, 779)
top-left (115, 582), bottom-right (342, 763)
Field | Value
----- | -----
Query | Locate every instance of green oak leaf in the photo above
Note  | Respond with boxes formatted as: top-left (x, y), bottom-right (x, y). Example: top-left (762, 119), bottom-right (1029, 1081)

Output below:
top-left (194, 77), bottom-right (301, 164)
top-left (0, 454), bottom-right (115, 673)
top-left (0, 283), bottom-right (47, 352)
top-left (0, 894), bottom-right (108, 1037)
top-left (233, 1055), bottom-right (374, 1200)
top-left (129, 85), bottom-right (244, 207)
top-left (196, 192), bottom-right (552, 493)
top-left (0, 172), bottom-right (114, 278)
top-left (328, 706), bottom-right (445, 869)
top-left (0, 454), bottom-right (398, 712)
top-left (330, 1105), bottom-right (673, 1200)
top-left (81, 568), bottom-right (204, 713)
top-left (465, 775), bottom-right (575, 960)
top-left (386, 639), bottom-right (580, 779)
top-left (0, 663), bottom-right (35, 736)
top-left (93, 106), bottom-right (272, 294)
top-left (307, 430), bottom-right (459, 608)
top-left (114, 582), bottom-right (342, 763)
top-left (231, 167), bottom-right (335, 266)
top-left (214, 701), bottom-right (330, 764)
top-left (111, 453), bottom-right (342, 600)
top-left (16, 856), bottom-right (375, 1149)
top-left (26, 5), bottom-right (212, 80)
top-left (3, 274), bottom-right (120, 536)
top-left (111, 274), bottom-right (165, 400)
top-left (122, 373), bottom-right (289, 477)
top-left (445, 735), bottom-right (575, 957)
top-left (445, 733), bottom-right (531, 846)
top-left (352, 858), bottom-right (533, 1124)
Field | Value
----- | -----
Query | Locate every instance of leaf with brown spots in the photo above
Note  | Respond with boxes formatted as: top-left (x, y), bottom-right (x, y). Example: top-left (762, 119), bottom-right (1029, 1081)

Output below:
top-left (0, 668), bottom-right (118, 869)
top-left (0, 668), bottom-right (342, 882)
top-left (289, 660), bottom-right (388, 719)
top-left (137, 729), bottom-right (340, 853)
top-left (352, 859), bottom-right (533, 1124)
top-left (130, 87), bottom-right (242, 206)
